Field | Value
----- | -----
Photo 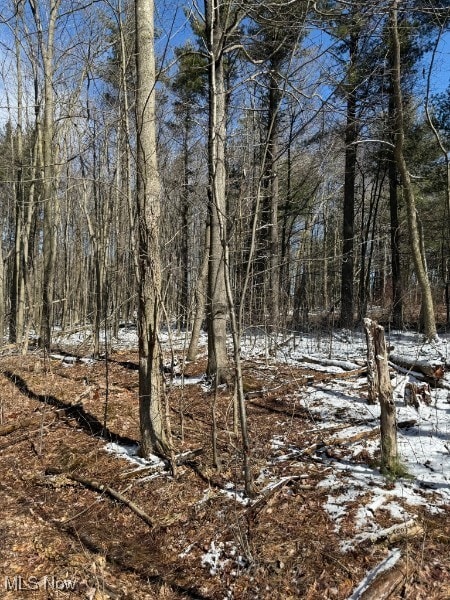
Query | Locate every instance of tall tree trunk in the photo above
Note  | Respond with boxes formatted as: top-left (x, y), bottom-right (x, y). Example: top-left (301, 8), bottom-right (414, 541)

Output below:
top-left (358, 168), bottom-right (384, 322)
top-left (267, 68), bottom-right (281, 334)
top-left (30, 0), bottom-right (61, 351)
top-left (340, 31), bottom-right (358, 329)
top-left (0, 240), bottom-right (4, 340)
top-left (388, 148), bottom-right (403, 329)
top-left (181, 119), bottom-right (190, 330)
top-left (388, 48), bottom-right (404, 330)
top-left (390, 0), bottom-right (436, 340)
top-left (205, 0), bottom-right (229, 383)
top-left (424, 27), bottom-right (450, 328)
top-left (135, 0), bottom-right (169, 457)
top-left (280, 112), bottom-right (295, 321)
top-left (10, 7), bottom-right (25, 344)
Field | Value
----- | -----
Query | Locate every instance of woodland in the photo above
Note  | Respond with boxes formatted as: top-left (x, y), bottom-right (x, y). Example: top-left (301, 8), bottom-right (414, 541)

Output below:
top-left (0, 0), bottom-right (450, 599)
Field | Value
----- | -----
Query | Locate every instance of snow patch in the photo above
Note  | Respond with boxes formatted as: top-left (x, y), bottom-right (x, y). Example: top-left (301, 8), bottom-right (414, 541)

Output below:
top-left (201, 541), bottom-right (228, 576)
top-left (104, 442), bottom-right (165, 473)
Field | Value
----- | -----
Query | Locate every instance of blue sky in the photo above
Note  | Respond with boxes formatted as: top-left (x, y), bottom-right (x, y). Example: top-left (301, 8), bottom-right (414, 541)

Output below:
top-left (1, 0), bottom-right (450, 129)
top-left (425, 31), bottom-right (450, 96)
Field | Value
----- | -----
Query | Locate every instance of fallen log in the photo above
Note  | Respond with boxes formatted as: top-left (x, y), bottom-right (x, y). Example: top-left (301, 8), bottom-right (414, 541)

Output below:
top-left (246, 476), bottom-right (307, 523)
top-left (300, 426), bottom-right (380, 458)
top-left (397, 419), bottom-right (417, 429)
top-left (0, 426), bottom-right (52, 451)
top-left (306, 367), bottom-right (367, 384)
top-left (118, 448), bottom-right (204, 480)
top-left (348, 549), bottom-right (405, 600)
top-left (297, 355), bottom-right (362, 371)
top-left (389, 353), bottom-right (444, 384)
top-left (361, 519), bottom-right (423, 545)
top-left (328, 427), bottom-right (379, 447)
top-left (389, 361), bottom-right (425, 382)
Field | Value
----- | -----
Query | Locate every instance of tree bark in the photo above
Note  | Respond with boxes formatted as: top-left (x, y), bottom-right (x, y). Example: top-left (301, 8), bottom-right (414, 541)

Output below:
top-left (205, 0), bottom-right (230, 383)
top-left (187, 224), bottom-right (210, 362)
top-left (10, 6), bottom-right (25, 344)
top-left (0, 239), bottom-right (4, 340)
top-left (340, 30), bottom-right (358, 329)
top-left (30, 0), bottom-right (61, 352)
top-left (390, 0), bottom-right (436, 340)
top-left (265, 65), bottom-right (281, 334)
top-left (363, 318), bottom-right (398, 474)
top-left (388, 67), bottom-right (403, 330)
top-left (135, 0), bottom-right (169, 457)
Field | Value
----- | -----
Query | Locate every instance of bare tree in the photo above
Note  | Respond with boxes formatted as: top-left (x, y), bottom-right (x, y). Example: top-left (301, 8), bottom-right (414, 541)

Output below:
top-left (135, 0), bottom-right (170, 457)
top-left (29, 0), bottom-right (61, 351)
top-left (390, 0), bottom-right (437, 340)
top-left (204, 0), bottom-right (232, 383)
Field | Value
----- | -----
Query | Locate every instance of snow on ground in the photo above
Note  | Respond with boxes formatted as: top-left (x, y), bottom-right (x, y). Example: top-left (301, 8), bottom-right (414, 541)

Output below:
top-left (258, 328), bottom-right (450, 553)
top-left (58, 325), bottom-right (450, 562)
top-left (200, 539), bottom-right (248, 577)
top-left (104, 442), bottom-right (166, 481)
top-left (209, 327), bottom-right (448, 554)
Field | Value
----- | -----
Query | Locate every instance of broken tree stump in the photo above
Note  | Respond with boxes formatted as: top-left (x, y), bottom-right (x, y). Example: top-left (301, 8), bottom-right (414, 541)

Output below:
top-left (363, 319), bottom-right (398, 474)
top-left (404, 382), bottom-right (432, 409)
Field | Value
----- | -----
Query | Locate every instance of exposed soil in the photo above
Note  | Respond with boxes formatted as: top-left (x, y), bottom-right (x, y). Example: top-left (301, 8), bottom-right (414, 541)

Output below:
top-left (0, 348), bottom-right (449, 599)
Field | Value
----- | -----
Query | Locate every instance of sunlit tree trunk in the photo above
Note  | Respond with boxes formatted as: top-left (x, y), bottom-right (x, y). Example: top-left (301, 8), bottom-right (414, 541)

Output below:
top-left (267, 67), bottom-right (280, 334)
top-left (390, 0), bottom-right (436, 340)
top-left (10, 4), bottom-right (25, 344)
top-left (205, 0), bottom-right (230, 383)
top-left (364, 318), bottom-right (398, 473)
top-left (30, 0), bottom-right (61, 351)
top-left (135, 0), bottom-right (169, 457)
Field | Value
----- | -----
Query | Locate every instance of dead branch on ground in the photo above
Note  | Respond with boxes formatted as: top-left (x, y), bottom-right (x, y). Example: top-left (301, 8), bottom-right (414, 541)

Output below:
top-left (46, 468), bottom-right (153, 527)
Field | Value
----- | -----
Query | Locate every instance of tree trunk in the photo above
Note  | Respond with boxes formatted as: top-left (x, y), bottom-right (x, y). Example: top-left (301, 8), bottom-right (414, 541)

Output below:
top-left (388, 44), bottom-right (404, 330)
top-left (424, 27), bottom-right (450, 328)
top-left (135, 0), bottom-right (169, 457)
top-left (187, 224), bottom-right (210, 362)
top-left (390, 0), bottom-right (436, 340)
top-left (389, 151), bottom-right (403, 329)
top-left (340, 30), bottom-right (358, 329)
top-left (10, 9), bottom-right (25, 345)
top-left (266, 67), bottom-right (281, 334)
top-left (205, 0), bottom-right (230, 384)
top-left (0, 238), bottom-right (4, 340)
top-left (30, 0), bottom-right (61, 352)
top-left (181, 119), bottom-right (190, 331)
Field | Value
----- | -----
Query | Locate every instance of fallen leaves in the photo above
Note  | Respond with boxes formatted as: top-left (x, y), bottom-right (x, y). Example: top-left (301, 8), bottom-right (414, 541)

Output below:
top-left (0, 351), bottom-right (449, 599)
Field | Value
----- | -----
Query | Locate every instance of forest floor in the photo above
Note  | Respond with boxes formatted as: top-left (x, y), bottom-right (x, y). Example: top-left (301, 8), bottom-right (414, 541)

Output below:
top-left (0, 328), bottom-right (449, 599)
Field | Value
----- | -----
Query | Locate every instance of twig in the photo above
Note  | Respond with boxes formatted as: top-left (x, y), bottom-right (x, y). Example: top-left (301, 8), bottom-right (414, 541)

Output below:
top-left (46, 468), bottom-right (153, 527)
